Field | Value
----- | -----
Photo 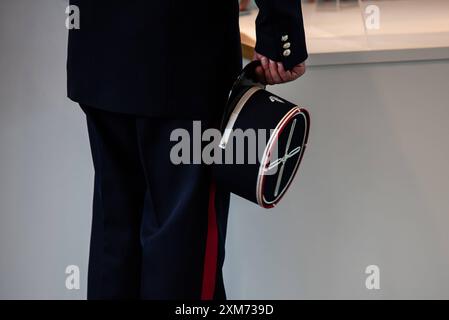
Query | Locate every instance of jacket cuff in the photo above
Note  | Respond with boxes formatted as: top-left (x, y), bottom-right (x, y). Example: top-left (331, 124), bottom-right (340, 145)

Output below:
top-left (255, 30), bottom-right (308, 70)
top-left (255, 19), bottom-right (308, 71)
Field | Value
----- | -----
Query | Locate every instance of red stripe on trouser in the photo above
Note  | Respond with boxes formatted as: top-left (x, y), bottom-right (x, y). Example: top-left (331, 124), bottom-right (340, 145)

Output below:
top-left (201, 181), bottom-right (218, 300)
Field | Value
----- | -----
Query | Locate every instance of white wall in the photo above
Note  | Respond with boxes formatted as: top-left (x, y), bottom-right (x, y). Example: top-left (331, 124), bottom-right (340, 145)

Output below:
top-left (1, 0), bottom-right (449, 299)
top-left (0, 0), bottom-right (90, 300)
top-left (225, 59), bottom-right (449, 299)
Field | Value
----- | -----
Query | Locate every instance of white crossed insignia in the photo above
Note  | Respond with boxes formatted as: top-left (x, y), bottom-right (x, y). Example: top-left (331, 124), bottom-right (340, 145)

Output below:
top-left (264, 119), bottom-right (301, 197)
top-left (269, 96), bottom-right (285, 103)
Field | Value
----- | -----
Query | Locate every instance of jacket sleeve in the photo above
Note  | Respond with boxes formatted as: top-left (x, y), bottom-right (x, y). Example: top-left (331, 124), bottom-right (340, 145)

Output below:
top-left (254, 0), bottom-right (308, 70)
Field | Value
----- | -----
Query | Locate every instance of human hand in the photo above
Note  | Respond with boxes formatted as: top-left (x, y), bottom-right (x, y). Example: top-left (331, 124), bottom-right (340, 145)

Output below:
top-left (239, 0), bottom-right (251, 11)
top-left (253, 51), bottom-right (306, 85)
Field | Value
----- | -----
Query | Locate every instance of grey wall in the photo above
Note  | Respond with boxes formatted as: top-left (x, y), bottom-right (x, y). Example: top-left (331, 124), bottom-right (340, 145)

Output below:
top-left (1, 0), bottom-right (449, 299)
top-left (0, 0), bottom-right (90, 300)
top-left (226, 58), bottom-right (449, 299)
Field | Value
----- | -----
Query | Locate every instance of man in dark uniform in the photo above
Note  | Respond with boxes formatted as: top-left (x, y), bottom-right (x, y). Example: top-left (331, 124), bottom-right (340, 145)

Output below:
top-left (67, 0), bottom-right (308, 300)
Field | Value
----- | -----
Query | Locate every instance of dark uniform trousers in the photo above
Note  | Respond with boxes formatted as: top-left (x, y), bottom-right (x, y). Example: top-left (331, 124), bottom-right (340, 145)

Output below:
top-left (81, 105), bottom-right (230, 300)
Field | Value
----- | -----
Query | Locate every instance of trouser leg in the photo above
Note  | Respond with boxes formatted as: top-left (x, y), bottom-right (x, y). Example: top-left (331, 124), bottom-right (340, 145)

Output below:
top-left (81, 105), bottom-right (146, 299)
top-left (135, 118), bottom-right (230, 300)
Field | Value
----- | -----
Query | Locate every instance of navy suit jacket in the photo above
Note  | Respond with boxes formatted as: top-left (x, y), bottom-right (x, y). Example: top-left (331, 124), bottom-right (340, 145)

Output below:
top-left (67, 0), bottom-right (308, 119)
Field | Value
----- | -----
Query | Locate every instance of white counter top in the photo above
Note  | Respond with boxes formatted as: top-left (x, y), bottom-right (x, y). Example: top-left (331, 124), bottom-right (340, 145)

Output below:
top-left (240, 0), bottom-right (449, 66)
